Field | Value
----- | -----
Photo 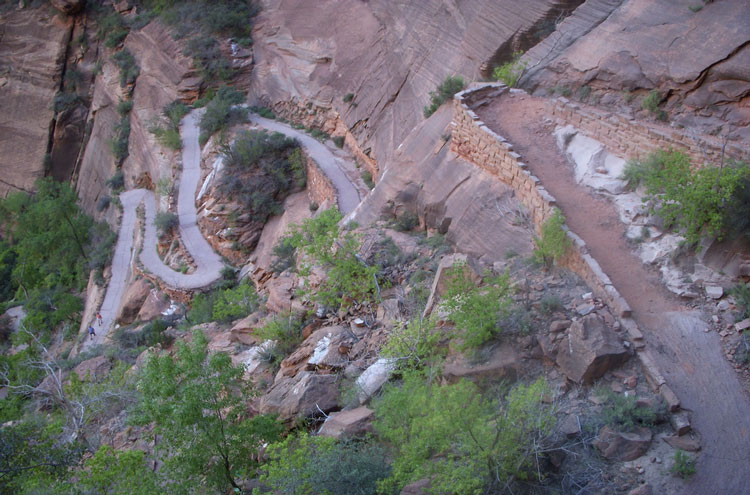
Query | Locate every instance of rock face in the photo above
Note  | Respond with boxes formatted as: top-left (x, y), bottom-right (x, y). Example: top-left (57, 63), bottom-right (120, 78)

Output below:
top-left (442, 343), bottom-right (520, 384)
top-left (0, 7), bottom-right (71, 196)
top-left (318, 406), bottom-right (374, 438)
top-left (594, 425), bottom-right (652, 461)
top-left (251, 0), bottom-right (578, 173)
top-left (116, 278), bottom-right (152, 325)
top-left (555, 314), bottom-right (628, 384)
top-left (72, 355), bottom-right (112, 382)
top-left (136, 289), bottom-right (170, 321)
top-left (50, 0), bottom-right (85, 15)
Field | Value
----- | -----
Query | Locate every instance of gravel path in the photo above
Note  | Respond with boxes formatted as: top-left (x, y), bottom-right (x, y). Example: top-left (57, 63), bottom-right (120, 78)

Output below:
top-left (478, 93), bottom-right (750, 494)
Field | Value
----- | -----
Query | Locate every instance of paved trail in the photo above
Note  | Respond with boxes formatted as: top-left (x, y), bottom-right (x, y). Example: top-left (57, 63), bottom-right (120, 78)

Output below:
top-left (478, 94), bottom-right (750, 495)
top-left (86, 110), bottom-right (362, 349)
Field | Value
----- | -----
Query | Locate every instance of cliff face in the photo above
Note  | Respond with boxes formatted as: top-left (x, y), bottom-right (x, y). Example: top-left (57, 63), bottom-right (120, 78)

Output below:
top-left (249, 0), bottom-right (581, 173)
top-left (0, 7), bottom-right (71, 196)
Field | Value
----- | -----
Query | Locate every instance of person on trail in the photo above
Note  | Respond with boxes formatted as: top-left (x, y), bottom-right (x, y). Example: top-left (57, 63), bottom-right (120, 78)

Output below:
top-left (88, 325), bottom-right (96, 340)
top-left (96, 312), bottom-right (103, 325)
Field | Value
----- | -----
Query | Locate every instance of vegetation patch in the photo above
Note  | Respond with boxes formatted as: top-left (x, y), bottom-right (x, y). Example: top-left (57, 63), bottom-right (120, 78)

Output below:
top-left (149, 100), bottom-right (189, 150)
top-left (423, 75), bottom-right (465, 118)
top-left (198, 86), bottom-right (247, 144)
top-left (493, 52), bottom-right (527, 88)
top-left (533, 208), bottom-right (571, 268)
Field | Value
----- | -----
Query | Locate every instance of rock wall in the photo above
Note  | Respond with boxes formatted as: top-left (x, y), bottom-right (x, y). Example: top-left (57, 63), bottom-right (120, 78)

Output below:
top-left (451, 82), bottom-right (681, 411)
top-left (0, 7), bottom-right (72, 196)
top-left (249, 0), bottom-right (578, 180)
top-left (304, 154), bottom-right (336, 208)
top-left (547, 97), bottom-right (750, 166)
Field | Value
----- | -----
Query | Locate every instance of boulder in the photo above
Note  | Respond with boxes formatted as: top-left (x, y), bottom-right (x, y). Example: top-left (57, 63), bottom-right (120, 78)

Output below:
top-left (136, 289), bottom-right (170, 322)
top-left (72, 355), bottom-right (111, 382)
top-left (258, 371), bottom-right (339, 421)
top-left (549, 319), bottom-right (571, 333)
top-left (280, 326), bottom-right (346, 377)
top-left (556, 314), bottom-right (628, 384)
top-left (230, 312), bottom-right (266, 346)
top-left (356, 358), bottom-right (396, 404)
top-left (663, 434), bottom-right (701, 452)
top-left (705, 285), bottom-right (724, 299)
top-left (116, 278), bottom-right (152, 325)
top-left (594, 426), bottom-right (652, 461)
top-left (307, 326), bottom-right (350, 370)
top-left (318, 406), bottom-right (374, 438)
top-left (232, 341), bottom-right (276, 382)
top-left (265, 273), bottom-right (298, 313)
top-left (442, 343), bottom-right (520, 383)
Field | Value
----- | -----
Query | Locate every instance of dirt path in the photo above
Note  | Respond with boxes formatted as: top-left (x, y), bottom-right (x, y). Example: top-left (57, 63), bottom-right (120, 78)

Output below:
top-left (477, 94), bottom-right (750, 494)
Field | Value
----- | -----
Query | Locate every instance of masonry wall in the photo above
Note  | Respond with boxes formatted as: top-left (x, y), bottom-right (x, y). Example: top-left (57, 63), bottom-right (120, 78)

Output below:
top-left (547, 97), bottom-right (750, 167)
top-left (305, 155), bottom-right (337, 208)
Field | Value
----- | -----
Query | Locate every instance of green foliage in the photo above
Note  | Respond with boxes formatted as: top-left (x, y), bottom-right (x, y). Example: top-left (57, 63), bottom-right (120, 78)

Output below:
top-left (75, 445), bottom-right (159, 495)
top-left (670, 450), bottom-right (696, 478)
top-left (286, 208), bottom-right (380, 309)
top-left (493, 52), bottom-right (527, 88)
top-left (136, 331), bottom-right (283, 494)
top-left (641, 89), bottom-right (662, 113)
top-left (0, 417), bottom-right (84, 493)
top-left (539, 294), bottom-right (563, 315)
top-left (724, 174), bottom-right (750, 240)
top-left (146, 0), bottom-right (259, 39)
top-left (622, 150), bottom-right (750, 245)
top-left (261, 433), bottom-right (391, 495)
top-left (343, 92), bottom-right (355, 103)
top-left (533, 208), bottom-right (571, 267)
top-left (211, 279), bottom-right (260, 322)
top-left (597, 389), bottom-right (665, 431)
top-left (149, 100), bottom-right (190, 150)
top-left (112, 49), bottom-right (140, 87)
top-left (424, 75), bottom-right (465, 117)
top-left (730, 282), bottom-right (750, 320)
top-left (392, 211), bottom-right (419, 232)
top-left (116, 99), bottom-right (133, 116)
top-left (271, 234), bottom-right (297, 273)
top-left (107, 170), bottom-right (125, 191)
top-left (333, 135), bottom-right (345, 148)
top-left (149, 123), bottom-right (181, 150)
top-left (97, 11), bottom-right (129, 48)
top-left (250, 105), bottom-right (276, 119)
top-left (112, 318), bottom-right (172, 349)
top-left (154, 211), bottom-right (178, 236)
top-left (53, 91), bottom-right (83, 114)
top-left (381, 316), bottom-right (444, 371)
top-left (254, 311), bottom-right (307, 366)
top-left (375, 374), bottom-right (554, 494)
top-left (442, 264), bottom-right (513, 350)
top-left (198, 85), bottom-right (247, 144)
top-left (362, 170), bottom-right (375, 189)
top-left (183, 35), bottom-right (233, 82)
top-left (109, 115), bottom-right (131, 163)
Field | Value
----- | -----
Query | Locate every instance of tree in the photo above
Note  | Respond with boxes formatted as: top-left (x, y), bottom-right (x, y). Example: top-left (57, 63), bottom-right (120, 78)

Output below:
top-left (374, 374), bottom-right (555, 495)
top-left (261, 433), bottom-right (391, 495)
top-left (136, 331), bottom-right (283, 494)
top-left (74, 446), bottom-right (160, 495)
top-left (287, 208), bottom-right (380, 309)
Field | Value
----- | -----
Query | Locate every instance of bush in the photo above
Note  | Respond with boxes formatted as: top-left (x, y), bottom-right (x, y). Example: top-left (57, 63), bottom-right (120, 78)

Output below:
top-left (271, 235), bottom-right (296, 273)
top-left (375, 375), bottom-right (555, 494)
top-left (109, 117), bottom-right (131, 163)
top-left (493, 52), bottom-right (526, 88)
top-left (333, 135), bottom-right (345, 148)
top-left (381, 316), bottom-right (444, 371)
top-left (641, 89), bottom-right (662, 113)
top-left (116, 99), bottom-right (133, 116)
top-left (442, 263), bottom-right (514, 350)
top-left (623, 150), bottom-right (750, 245)
top-left (97, 11), bottom-right (129, 48)
top-left (254, 311), bottom-right (306, 365)
top-left (198, 86), bottom-right (247, 144)
top-left (393, 211), bottom-right (419, 232)
top-left (261, 433), bottom-right (391, 495)
top-left (250, 105), bottom-right (275, 119)
top-left (112, 49), bottom-right (139, 87)
top-left (149, 124), bottom-right (182, 150)
top-left (53, 92), bottom-right (83, 114)
top-left (112, 319), bottom-right (172, 349)
top-left (361, 170), bottom-right (374, 189)
top-left (183, 35), bottom-right (233, 82)
top-left (597, 389), bottom-right (665, 431)
top-left (309, 128), bottom-right (330, 142)
top-left (424, 75), bottom-right (465, 117)
top-left (730, 283), bottom-right (750, 320)
top-left (670, 450), bottom-right (696, 478)
top-left (96, 195), bottom-right (111, 212)
top-left (106, 171), bottom-right (124, 191)
top-left (343, 92), bottom-right (355, 103)
top-left (211, 279), bottom-right (260, 322)
top-left (154, 211), bottom-right (178, 236)
top-left (533, 208), bottom-right (571, 267)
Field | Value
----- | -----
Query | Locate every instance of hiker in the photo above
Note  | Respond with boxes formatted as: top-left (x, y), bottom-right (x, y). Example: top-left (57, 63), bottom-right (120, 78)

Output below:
top-left (88, 325), bottom-right (96, 340)
top-left (96, 312), bottom-right (103, 325)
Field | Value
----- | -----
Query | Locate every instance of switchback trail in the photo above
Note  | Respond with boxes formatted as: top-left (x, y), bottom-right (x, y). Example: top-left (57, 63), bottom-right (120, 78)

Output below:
top-left (478, 93), bottom-right (750, 495)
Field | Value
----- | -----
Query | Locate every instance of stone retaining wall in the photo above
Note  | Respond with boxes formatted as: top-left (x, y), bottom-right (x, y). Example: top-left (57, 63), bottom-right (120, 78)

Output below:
top-left (547, 97), bottom-right (750, 167)
top-left (305, 155), bottom-right (337, 208)
top-left (451, 83), bottom-right (680, 411)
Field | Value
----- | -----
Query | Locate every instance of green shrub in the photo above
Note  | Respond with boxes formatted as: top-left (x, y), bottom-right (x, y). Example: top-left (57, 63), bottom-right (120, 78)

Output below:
top-left (641, 89), bottom-right (662, 114)
top-left (539, 294), bottom-right (563, 315)
top-left (262, 433), bottom-right (390, 495)
top-left (493, 52), bottom-right (527, 88)
top-left (210, 279), bottom-right (260, 322)
top-left (286, 208), bottom-right (380, 309)
top-left (106, 171), bottom-right (124, 191)
top-left (112, 49), bottom-right (139, 87)
top-left (730, 283), bottom-right (750, 320)
top-left (375, 375), bottom-right (555, 495)
top-left (96, 195), bottom-right (111, 212)
top-left (597, 389), bottom-right (665, 431)
top-left (577, 85), bottom-right (592, 101)
top-left (116, 99), bottom-right (133, 116)
top-left (424, 75), bottom-right (465, 117)
top-left (393, 211), bottom-right (419, 232)
top-left (250, 105), bottom-right (275, 119)
top-left (113, 319), bottom-right (172, 349)
top-left (533, 208), bottom-right (571, 268)
top-left (53, 92), bottom-right (83, 114)
top-left (154, 211), bottom-right (178, 236)
top-left (361, 170), bottom-right (374, 189)
top-left (623, 150), bottom-right (750, 245)
top-left (725, 174), bottom-right (750, 240)
top-left (198, 86), bottom-right (247, 144)
top-left (254, 311), bottom-right (306, 365)
top-left (271, 235), bottom-right (296, 274)
top-left (183, 35), bottom-right (233, 82)
top-left (163, 100), bottom-right (190, 126)
top-left (343, 92), bottom-right (354, 103)
top-left (332, 135), bottom-right (345, 148)
top-left (97, 11), bottom-right (129, 48)
top-left (309, 128), bottom-right (330, 142)
top-left (670, 450), bottom-right (696, 478)
top-left (149, 124), bottom-right (182, 150)
top-left (381, 316), bottom-right (444, 370)
top-left (109, 117), bottom-right (131, 163)
top-left (442, 263), bottom-right (514, 350)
